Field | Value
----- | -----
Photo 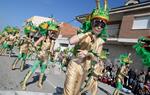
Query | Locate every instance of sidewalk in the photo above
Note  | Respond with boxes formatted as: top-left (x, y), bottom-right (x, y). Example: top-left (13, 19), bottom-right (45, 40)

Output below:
top-left (98, 82), bottom-right (134, 95)
top-left (0, 91), bottom-right (52, 95)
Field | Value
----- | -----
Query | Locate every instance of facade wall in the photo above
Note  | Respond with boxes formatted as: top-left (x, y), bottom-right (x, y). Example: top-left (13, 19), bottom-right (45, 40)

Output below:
top-left (55, 36), bottom-right (74, 50)
top-left (104, 43), bottom-right (148, 71)
top-left (119, 10), bottom-right (150, 38)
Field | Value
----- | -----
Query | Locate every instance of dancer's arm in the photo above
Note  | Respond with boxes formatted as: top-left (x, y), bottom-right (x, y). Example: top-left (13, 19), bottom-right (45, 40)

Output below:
top-left (34, 36), bottom-right (45, 46)
top-left (69, 32), bottom-right (92, 45)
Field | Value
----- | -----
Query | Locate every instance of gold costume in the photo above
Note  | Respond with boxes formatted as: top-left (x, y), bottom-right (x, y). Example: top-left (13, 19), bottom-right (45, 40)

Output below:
top-left (113, 53), bottom-right (132, 95)
top-left (64, 33), bottom-right (105, 95)
top-left (80, 60), bottom-right (104, 95)
top-left (64, 0), bottom-right (109, 94)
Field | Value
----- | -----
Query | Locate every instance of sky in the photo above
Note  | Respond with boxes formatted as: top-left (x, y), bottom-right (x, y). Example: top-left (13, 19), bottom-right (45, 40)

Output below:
top-left (0, 0), bottom-right (126, 30)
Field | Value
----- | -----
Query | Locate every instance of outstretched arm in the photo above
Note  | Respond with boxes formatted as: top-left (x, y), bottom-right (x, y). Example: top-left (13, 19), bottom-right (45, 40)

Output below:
top-left (69, 35), bottom-right (80, 45)
top-left (69, 32), bottom-right (92, 45)
top-left (34, 36), bottom-right (45, 46)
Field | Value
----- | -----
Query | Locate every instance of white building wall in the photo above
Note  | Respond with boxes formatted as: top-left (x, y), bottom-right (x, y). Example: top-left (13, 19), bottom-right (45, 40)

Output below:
top-left (104, 43), bottom-right (148, 71)
top-left (54, 35), bottom-right (74, 51)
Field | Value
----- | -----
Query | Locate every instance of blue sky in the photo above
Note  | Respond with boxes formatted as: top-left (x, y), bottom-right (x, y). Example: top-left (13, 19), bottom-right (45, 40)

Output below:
top-left (0, 0), bottom-right (126, 30)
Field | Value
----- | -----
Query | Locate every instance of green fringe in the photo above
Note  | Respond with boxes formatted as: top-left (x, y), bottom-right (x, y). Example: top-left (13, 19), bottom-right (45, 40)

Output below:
top-left (133, 37), bottom-right (150, 67)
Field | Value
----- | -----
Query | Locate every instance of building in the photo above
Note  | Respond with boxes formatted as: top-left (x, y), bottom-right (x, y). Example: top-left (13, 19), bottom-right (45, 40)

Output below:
top-left (55, 22), bottom-right (78, 50)
top-left (25, 16), bottom-right (56, 26)
top-left (25, 16), bottom-right (78, 50)
top-left (76, 0), bottom-right (150, 70)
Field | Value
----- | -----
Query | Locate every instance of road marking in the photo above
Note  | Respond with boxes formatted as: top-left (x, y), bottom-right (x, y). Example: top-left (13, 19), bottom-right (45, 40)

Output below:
top-left (46, 79), bottom-right (57, 89)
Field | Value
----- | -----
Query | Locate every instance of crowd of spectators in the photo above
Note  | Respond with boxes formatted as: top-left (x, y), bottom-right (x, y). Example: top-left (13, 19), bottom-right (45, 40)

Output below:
top-left (99, 60), bottom-right (150, 95)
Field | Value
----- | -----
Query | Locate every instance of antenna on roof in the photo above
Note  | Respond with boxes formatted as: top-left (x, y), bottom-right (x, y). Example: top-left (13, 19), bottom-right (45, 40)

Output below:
top-left (125, 0), bottom-right (140, 6)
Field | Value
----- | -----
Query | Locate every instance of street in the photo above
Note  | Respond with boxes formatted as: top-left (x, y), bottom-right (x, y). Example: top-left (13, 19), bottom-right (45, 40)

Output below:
top-left (0, 53), bottom-right (133, 95)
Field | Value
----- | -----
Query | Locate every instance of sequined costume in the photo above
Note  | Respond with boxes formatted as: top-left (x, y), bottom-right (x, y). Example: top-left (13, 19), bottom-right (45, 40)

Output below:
top-left (0, 26), bottom-right (20, 56)
top-left (12, 22), bottom-right (37, 71)
top-left (63, 0), bottom-right (109, 95)
top-left (133, 36), bottom-right (150, 67)
top-left (20, 20), bottom-right (60, 90)
top-left (113, 53), bottom-right (132, 95)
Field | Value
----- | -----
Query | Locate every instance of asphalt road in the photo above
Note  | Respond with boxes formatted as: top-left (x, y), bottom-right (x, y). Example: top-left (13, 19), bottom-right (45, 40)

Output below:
top-left (0, 52), bottom-right (133, 95)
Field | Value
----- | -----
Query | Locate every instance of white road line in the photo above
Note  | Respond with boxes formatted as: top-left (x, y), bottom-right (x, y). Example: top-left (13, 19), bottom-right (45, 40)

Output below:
top-left (46, 79), bottom-right (57, 89)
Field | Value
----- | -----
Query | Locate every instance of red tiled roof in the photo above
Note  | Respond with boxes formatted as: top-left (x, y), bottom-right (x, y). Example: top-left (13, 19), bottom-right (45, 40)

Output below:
top-left (59, 22), bottom-right (78, 37)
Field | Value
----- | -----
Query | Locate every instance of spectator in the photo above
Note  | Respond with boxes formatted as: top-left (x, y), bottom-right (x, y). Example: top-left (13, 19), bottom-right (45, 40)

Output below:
top-left (111, 65), bottom-right (118, 80)
top-left (128, 68), bottom-right (137, 88)
top-left (148, 67), bottom-right (150, 72)
top-left (138, 71), bottom-right (145, 88)
top-left (144, 80), bottom-right (150, 95)
top-left (145, 71), bottom-right (150, 84)
top-left (136, 71), bottom-right (145, 94)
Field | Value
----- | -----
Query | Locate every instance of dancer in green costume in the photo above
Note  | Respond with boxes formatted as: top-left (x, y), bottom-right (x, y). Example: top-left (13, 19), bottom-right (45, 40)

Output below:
top-left (133, 36), bottom-right (150, 67)
top-left (0, 26), bottom-right (20, 56)
top-left (12, 22), bottom-right (37, 71)
top-left (113, 53), bottom-right (132, 95)
top-left (63, 0), bottom-right (109, 94)
top-left (20, 20), bottom-right (60, 90)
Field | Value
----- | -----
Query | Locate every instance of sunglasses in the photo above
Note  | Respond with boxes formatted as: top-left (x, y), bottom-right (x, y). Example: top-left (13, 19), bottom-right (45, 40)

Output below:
top-left (91, 19), bottom-right (106, 28)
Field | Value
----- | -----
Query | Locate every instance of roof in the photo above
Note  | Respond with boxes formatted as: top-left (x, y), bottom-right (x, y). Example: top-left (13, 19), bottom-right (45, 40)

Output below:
top-left (25, 16), bottom-right (56, 26)
top-left (110, 0), bottom-right (150, 14)
top-left (59, 22), bottom-right (78, 37)
top-left (76, 14), bottom-right (90, 23)
top-left (76, 1), bottom-right (150, 23)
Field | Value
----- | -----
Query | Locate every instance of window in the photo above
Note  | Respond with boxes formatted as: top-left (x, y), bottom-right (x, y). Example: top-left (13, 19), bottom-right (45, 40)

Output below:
top-left (132, 15), bottom-right (150, 29)
top-left (108, 24), bottom-right (119, 37)
top-left (60, 43), bottom-right (68, 47)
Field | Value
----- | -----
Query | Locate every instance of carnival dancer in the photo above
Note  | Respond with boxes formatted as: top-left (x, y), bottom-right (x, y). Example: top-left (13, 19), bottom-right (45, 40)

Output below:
top-left (63, 0), bottom-right (109, 94)
top-left (133, 36), bottom-right (150, 67)
top-left (0, 30), bottom-right (8, 45)
top-left (113, 53), bottom-right (132, 95)
top-left (53, 47), bottom-right (61, 63)
top-left (20, 20), bottom-right (60, 90)
top-left (0, 28), bottom-right (9, 53)
top-left (133, 36), bottom-right (150, 94)
top-left (80, 49), bottom-right (109, 95)
top-left (12, 22), bottom-right (37, 71)
top-left (0, 26), bottom-right (20, 56)
top-left (60, 48), bottom-right (71, 71)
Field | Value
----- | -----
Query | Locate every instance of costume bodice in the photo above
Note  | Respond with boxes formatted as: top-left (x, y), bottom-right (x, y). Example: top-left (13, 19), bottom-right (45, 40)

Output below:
top-left (78, 34), bottom-right (104, 56)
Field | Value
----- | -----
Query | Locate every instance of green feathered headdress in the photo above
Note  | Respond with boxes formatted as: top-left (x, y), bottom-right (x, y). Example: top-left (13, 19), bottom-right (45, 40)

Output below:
top-left (3, 26), bottom-right (13, 33)
top-left (12, 27), bottom-right (20, 33)
top-left (79, 0), bottom-right (109, 41)
top-left (24, 22), bottom-right (38, 35)
top-left (55, 47), bottom-right (61, 52)
top-left (99, 49), bottom-right (109, 60)
top-left (119, 53), bottom-right (133, 66)
top-left (90, 0), bottom-right (109, 23)
top-left (47, 21), bottom-right (59, 32)
top-left (133, 36), bottom-right (150, 67)
top-left (2, 26), bottom-right (19, 34)
top-left (39, 21), bottom-right (59, 36)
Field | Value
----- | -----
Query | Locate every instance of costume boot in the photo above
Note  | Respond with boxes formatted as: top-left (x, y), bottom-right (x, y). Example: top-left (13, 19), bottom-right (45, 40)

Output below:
top-left (12, 58), bottom-right (19, 70)
top-left (20, 71), bottom-right (32, 90)
top-left (9, 49), bottom-right (12, 57)
top-left (37, 73), bottom-right (44, 88)
top-left (20, 60), bottom-right (25, 71)
top-left (0, 48), bottom-right (5, 55)
top-left (0, 48), bottom-right (3, 53)
top-left (2, 49), bottom-right (7, 55)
